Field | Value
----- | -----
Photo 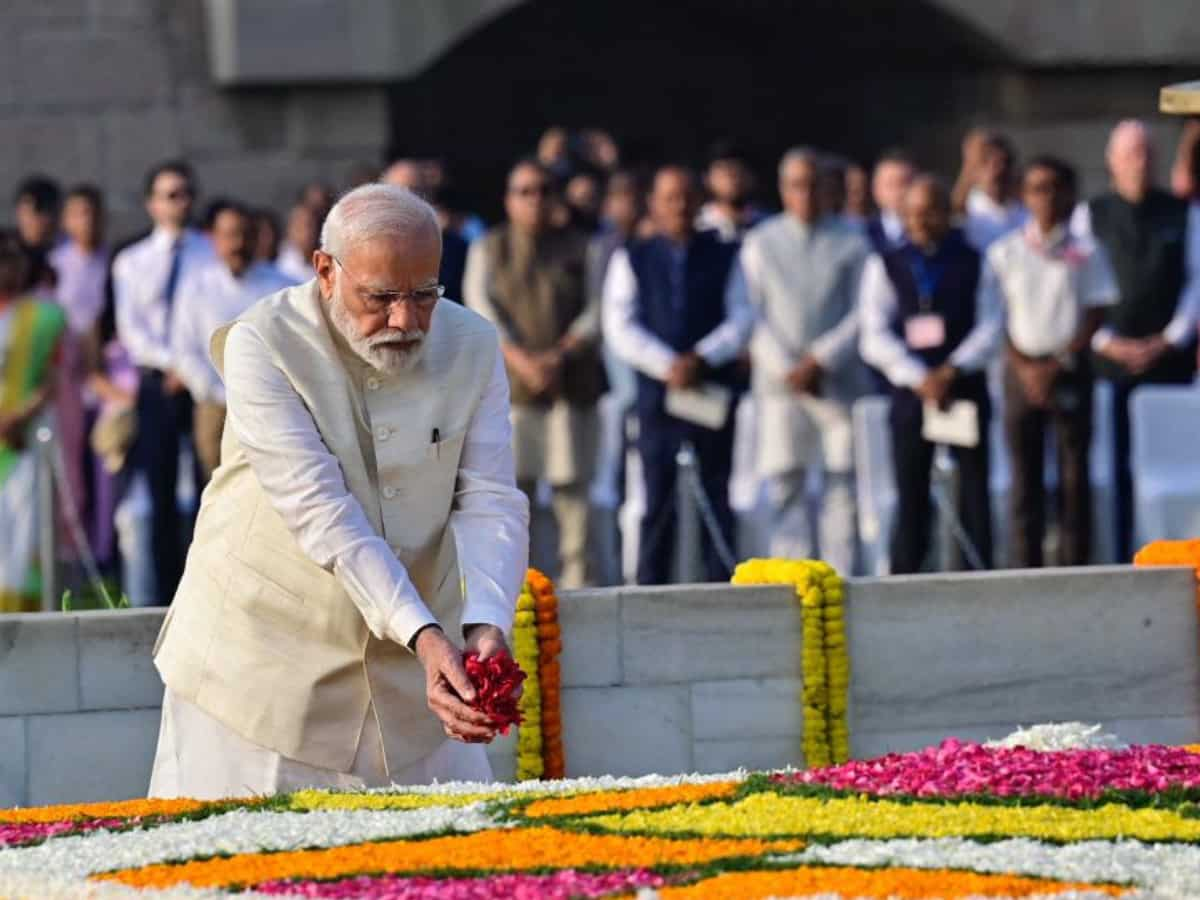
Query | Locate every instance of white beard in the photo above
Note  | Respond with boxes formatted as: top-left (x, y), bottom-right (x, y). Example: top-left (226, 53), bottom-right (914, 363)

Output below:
top-left (328, 288), bottom-right (427, 375)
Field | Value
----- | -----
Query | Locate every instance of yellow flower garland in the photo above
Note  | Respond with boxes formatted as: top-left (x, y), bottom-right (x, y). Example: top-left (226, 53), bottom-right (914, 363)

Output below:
top-left (731, 558), bottom-right (849, 767)
top-left (513, 578), bottom-right (544, 780)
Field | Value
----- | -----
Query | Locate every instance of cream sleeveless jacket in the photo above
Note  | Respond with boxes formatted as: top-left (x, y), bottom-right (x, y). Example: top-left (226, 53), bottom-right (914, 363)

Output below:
top-left (154, 282), bottom-right (499, 774)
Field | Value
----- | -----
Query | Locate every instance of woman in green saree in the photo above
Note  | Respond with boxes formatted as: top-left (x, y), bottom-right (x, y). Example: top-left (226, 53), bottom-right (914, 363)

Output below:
top-left (0, 231), bottom-right (66, 612)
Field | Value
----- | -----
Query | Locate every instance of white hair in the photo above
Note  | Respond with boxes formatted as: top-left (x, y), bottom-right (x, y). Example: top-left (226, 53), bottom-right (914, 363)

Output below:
top-left (1107, 119), bottom-right (1151, 159)
top-left (778, 146), bottom-right (823, 179)
top-left (319, 182), bottom-right (440, 259)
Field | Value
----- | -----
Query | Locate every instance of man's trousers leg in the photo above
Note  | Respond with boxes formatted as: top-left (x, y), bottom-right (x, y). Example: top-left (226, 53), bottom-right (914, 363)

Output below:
top-left (1053, 377), bottom-right (1093, 566)
top-left (1110, 379), bottom-right (1134, 563)
top-left (550, 482), bottom-right (591, 589)
top-left (818, 470), bottom-right (857, 576)
top-left (1003, 367), bottom-right (1046, 568)
top-left (636, 418), bottom-right (680, 585)
top-left (766, 469), bottom-right (812, 562)
top-left (889, 391), bottom-right (934, 574)
top-left (133, 371), bottom-right (187, 604)
top-left (952, 426), bottom-right (994, 570)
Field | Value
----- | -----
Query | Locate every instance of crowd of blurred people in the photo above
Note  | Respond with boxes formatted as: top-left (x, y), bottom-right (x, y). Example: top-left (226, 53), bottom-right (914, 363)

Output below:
top-left (2, 116), bottom-right (1199, 610)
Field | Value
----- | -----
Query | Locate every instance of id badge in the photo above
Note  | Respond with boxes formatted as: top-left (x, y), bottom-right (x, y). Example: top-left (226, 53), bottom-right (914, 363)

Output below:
top-left (905, 314), bottom-right (946, 350)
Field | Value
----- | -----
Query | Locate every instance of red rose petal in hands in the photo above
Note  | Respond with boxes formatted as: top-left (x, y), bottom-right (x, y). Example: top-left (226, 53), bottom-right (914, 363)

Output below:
top-left (462, 650), bottom-right (526, 735)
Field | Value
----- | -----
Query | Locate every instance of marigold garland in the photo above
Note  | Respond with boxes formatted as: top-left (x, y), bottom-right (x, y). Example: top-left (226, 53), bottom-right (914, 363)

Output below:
top-left (510, 567), bottom-right (565, 780)
top-left (731, 558), bottom-right (849, 767)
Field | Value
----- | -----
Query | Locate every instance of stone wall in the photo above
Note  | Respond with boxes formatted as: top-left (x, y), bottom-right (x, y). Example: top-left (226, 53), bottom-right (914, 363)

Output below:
top-left (1, 1), bottom-right (388, 238)
top-left (3, 566), bottom-right (1197, 806)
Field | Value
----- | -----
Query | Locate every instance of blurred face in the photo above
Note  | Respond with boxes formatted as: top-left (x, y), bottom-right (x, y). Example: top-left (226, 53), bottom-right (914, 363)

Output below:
top-left (315, 228), bottom-right (441, 374)
top-left (1022, 165), bottom-right (1073, 231)
top-left (903, 180), bottom-right (950, 249)
top-left (63, 196), bottom-right (101, 249)
top-left (980, 142), bottom-right (1014, 198)
top-left (845, 165), bottom-right (870, 217)
top-left (146, 171), bottom-right (193, 231)
top-left (872, 160), bottom-right (914, 216)
top-left (302, 183), bottom-right (334, 217)
top-left (707, 159), bottom-right (751, 207)
top-left (287, 204), bottom-right (319, 256)
top-left (603, 178), bottom-right (641, 235)
top-left (253, 213), bottom-right (279, 262)
top-left (537, 128), bottom-right (569, 166)
top-left (566, 173), bottom-right (601, 219)
top-left (15, 198), bottom-right (57, 249)
top-left (505, 163), bottom-right (551, 233)
top-left (650, 169), bottom-right (698, 242)
top-left (382, 161), bottom-right (424, 191)
top-left (1108, 126), bottom-right (1153, 202)
top-left (779, 157), bottom-right (821, 223)
top-left (213, 209), bottom-right (254, 277)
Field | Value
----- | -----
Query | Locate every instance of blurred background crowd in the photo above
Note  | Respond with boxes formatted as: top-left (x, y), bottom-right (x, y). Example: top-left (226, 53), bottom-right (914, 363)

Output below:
top-left (5, 113), bottom-right (1200, 611)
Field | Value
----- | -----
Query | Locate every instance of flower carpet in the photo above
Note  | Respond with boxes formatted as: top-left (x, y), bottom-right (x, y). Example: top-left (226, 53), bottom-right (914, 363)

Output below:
top-left (3, 731), bottom-right (1200, 898)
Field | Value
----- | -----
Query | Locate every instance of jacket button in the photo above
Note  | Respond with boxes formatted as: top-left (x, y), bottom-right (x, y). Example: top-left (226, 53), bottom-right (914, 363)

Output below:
top-left (366, 376), bottom-right (380, 390)
top-left (383, 486), bottom-right (397, 499)
top-left (375, 426), bottom-right (390, 440)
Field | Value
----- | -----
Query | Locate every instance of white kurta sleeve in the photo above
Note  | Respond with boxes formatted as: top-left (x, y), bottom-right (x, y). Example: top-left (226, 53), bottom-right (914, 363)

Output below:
top-left (453, 348), bottom-right (530, 633)
top-left (694, 259), bottom-right (755, 366)
top-left (602, 247), bottom-right (677, 380)
top-left (463, 240), bottom-right (516, 344)
top-left (739, 240), bottom-right (797, 379)
top-left (222, 323), bottom-right (438, 648)
top-left (857, 254), bottom-right (929, 389)
top-left (948, 255), bottom-right (1004, 373)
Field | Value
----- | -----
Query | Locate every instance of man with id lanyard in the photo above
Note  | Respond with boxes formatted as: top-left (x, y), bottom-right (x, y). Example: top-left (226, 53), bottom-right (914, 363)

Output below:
top-left (859, 175), bottom-right (1001, 574)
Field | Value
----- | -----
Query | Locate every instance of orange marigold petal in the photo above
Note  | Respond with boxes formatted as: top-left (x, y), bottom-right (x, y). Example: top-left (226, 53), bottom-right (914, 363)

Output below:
top-left (95, 826), bottom-right (799, 890)
top-left (522, 783), bottom-right (740, 818)
top-left (0, 796), bottom-right (247, 825)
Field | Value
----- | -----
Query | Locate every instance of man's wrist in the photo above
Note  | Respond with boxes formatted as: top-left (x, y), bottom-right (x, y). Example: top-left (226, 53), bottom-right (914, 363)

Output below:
top-left (408, 623), bottom-right (443, 653)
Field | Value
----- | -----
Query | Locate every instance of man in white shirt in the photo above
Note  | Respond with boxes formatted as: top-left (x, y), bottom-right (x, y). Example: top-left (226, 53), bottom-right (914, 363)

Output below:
top-left (170, 201), bottom-right (297, 480)
top-left (859, 175), bottom-right (1001, 573)
top-left (985, 156), bottom-right (1117, 567)
top-left (963, 132), bottom-right (1028, 251)
top-left (111, 160), bottom-right (214, 605)
top-left (277, 201), bottom-right (320, 283)
top-left (150, 184), bottom-right (529, 798)
top-left (736, 148), bottom-right (871, 574)
top-left (865, 149), bottom-right (915, 256)
top-left (603, 166), bottom-right (754, 583)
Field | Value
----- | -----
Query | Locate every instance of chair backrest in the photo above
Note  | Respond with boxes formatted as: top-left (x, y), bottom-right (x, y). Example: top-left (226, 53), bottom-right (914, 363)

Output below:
top-left (1130, 384), bottom-right (1200, 481)
top-left (852, 396), bottom-right (896, 541)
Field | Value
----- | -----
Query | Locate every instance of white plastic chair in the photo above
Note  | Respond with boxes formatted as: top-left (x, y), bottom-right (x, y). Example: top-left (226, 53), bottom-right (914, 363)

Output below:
top-left (852, 397), bottom-right (898, 575)
top-left (1131, 384), bottom-right (1200, 545)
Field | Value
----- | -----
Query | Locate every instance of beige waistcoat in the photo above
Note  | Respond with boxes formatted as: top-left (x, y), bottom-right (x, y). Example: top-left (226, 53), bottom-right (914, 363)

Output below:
top-left (153, 282), bottom-right (500, 775)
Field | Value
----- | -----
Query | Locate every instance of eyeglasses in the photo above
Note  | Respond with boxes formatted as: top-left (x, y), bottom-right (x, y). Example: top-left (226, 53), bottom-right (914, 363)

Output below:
top-left (329, 253), bottom-right (444, 314)
top-left (156, 189), bottom-right (192, 202)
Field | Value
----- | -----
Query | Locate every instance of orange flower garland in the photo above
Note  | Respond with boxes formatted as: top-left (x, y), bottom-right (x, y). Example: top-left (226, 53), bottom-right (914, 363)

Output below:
top-left (0, 797), bottom-right (236, 825)
top-left (526, 568), bottom-right (565, 779)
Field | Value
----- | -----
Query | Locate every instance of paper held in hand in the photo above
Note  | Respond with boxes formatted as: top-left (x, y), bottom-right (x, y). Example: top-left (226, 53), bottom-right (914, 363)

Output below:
top-left (922, 400), bottom-right (980, 448)
top-left (665, 383), bottom-right (733, 430)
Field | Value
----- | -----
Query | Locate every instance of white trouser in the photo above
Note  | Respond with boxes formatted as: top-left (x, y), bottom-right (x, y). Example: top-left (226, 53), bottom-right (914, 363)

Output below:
top-left (113, 472), bottom-right (156, 608)
top-left (149, 689), bottom-right (493, 799)
top-left (765, 468), bottom-right (857, 576)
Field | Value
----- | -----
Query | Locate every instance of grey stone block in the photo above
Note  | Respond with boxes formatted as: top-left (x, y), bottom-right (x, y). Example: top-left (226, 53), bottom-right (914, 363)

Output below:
top-left (693, 737), bottom-right (802, 774)
top-left (78, 610), bottom-right (166, 711)
top-left (177, 85), bottom-right (289, 154)
top-left (19, 32), bottom-right (170, 105)
top-left (621, 584), bottom-right (801, 684)
top-left (285, 88), bottom-right (388, 152)
top-left (0, 718), bottom-right (27, 808)
top-left (847, 567), bottom-right (1200, 735)
top-left (691, 678), bottom-right (803, 742)
top-left (27, 709), bottom-right (160, 805)
top-left (562, 686), bottom-right (691, 778)
top-left (559, 589), bottom-right (621, 687)
top-left (102, 107), bottom-right (183, 204)
top-left (0, 615), bottom-right (79, 716)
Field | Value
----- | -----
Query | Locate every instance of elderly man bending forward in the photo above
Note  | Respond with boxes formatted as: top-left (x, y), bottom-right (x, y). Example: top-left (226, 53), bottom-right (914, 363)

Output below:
top-left (149, 185), bottom-right (529, 799)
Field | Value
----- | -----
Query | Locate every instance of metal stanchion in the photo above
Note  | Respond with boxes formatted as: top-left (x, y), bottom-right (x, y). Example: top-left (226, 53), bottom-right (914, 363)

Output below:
top-left (36, 426), bottom-right (58, 612)
top-left (674, 442), bottom-right (704, 583)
